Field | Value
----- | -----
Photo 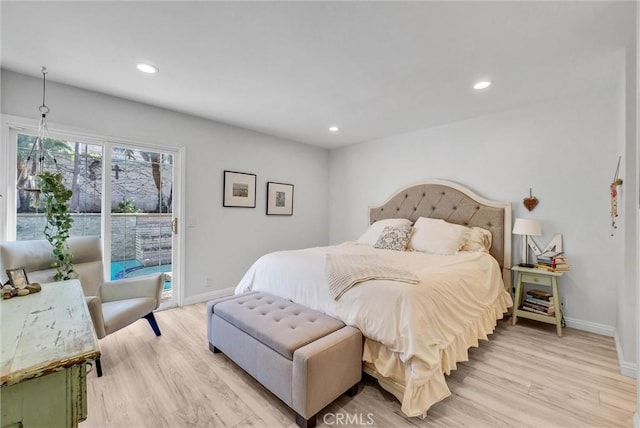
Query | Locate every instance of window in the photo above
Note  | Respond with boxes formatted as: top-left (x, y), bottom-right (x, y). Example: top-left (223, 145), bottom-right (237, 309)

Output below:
top-left (16, 133), bottom-right (103, 240)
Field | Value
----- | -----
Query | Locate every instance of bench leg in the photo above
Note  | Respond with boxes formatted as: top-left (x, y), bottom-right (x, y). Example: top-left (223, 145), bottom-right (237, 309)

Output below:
top-left (295, 413), bottom-right (316, 428)
top-left (209, 342), bottom-right (221, 353)
top-left (346, 383), bottom-right (359, 397)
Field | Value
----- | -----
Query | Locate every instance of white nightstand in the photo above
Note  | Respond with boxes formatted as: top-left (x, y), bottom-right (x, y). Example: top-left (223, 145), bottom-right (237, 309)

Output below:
top-left (511, 265), bottom-right (564, 336)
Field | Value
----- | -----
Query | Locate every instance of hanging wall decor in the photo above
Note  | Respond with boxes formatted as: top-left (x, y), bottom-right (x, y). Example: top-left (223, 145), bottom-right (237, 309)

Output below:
top-left (18, 66), bottom-right (59, 193)
top-left (223, 170), bottom-right (256, 208)
top-left (610, 156), bottom-right (623, 235)
top-left (523, 188), bottom-right (539, 211)
top-left (266, 181), bottom-right (294, 216)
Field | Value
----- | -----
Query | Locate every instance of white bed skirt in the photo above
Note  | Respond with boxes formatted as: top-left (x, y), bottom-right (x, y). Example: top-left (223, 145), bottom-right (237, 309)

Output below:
top-left (362, 289), bottom-right (512, 417)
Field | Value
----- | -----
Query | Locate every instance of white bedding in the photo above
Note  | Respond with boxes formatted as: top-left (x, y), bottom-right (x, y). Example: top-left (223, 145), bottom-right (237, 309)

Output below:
top-left (235, 242), bottom-right (512, 416)
top-left (325, 253), bottom-right (420, 299)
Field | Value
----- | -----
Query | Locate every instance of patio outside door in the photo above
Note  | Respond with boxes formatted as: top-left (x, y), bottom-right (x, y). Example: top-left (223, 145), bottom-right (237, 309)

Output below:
top-left (108, 146), bottom-right (178, 308)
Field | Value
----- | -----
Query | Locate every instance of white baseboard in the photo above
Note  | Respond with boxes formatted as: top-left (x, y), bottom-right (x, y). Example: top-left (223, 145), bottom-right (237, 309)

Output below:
top-left (618, 361), bottom-right (638, 378)
top-left (614, 329), bottom-right (638, 378)
top-left (183, 287), bottom-right (235, 306)
top-left (634, 412), bottom-right (639, 428)
top-left (564, 316), bottom-right (615, 337)
top-left (564, 317), bottom-right (637, 378)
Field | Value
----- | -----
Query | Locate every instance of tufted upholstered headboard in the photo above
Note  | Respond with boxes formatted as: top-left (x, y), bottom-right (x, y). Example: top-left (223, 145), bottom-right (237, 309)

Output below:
top-left (369, 179), bottom-right (512, 290)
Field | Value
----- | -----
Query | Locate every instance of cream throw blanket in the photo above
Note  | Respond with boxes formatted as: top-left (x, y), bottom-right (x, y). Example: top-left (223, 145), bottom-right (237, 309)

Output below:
top-left (325, 254), bottom-right (420, 300)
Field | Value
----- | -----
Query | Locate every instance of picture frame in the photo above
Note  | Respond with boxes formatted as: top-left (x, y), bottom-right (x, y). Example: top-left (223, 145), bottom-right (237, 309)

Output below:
top-left (6, 267), bottom-right (29, 289)
top-left (223, 171), bottom-right (256, 208)
top-left (266, 182), bottom-right (294, 216)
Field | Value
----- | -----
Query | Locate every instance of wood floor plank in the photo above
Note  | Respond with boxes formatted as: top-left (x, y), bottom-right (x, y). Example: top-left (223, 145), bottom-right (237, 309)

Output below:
top-left (83, 303), bottom-right (636, 428)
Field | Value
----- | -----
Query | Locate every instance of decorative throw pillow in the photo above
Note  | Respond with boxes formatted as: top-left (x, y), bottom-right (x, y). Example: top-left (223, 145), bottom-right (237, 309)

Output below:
top-left (409, 217), bottom-right (468, 255)
top-left (461, 227), bottom-right (493, 252)
top-left (374, 225), bottom-right (413, 251)
top-left (357, 218), bottom-right (412, 246)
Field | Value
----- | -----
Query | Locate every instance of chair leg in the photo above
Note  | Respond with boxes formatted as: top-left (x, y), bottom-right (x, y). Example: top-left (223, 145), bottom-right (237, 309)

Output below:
top-left (95, 358), bottom-right (103, 377)
top-left (143, 312), bottom-right (162, 336)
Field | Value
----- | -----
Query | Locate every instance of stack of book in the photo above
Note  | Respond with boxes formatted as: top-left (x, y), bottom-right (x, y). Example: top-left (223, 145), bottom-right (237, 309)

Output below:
top-left (535, 250), bottom-right (571, 272)
top-left (552, 255), bottom-right (570, 272)
top-left (522, 289), bottom-right (555, 316)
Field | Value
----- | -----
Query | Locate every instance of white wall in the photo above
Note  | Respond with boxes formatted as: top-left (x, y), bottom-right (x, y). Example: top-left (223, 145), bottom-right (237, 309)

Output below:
top-left (1, 70), bottom-right (330, 301)
top-left (618, 0), bottom-right (639, 378)
top-left (635, 4), bottom-right (640, 426)
top-left (329, 77), bottom-right (626, 337)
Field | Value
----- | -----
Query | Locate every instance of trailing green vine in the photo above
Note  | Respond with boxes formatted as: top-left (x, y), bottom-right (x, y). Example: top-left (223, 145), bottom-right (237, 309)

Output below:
top-left (38, 172), bottom-right (76, 281)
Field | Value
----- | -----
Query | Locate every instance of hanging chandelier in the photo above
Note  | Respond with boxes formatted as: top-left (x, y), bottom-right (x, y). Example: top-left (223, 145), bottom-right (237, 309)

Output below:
top-left (19, 66), bottom-right (58, 192)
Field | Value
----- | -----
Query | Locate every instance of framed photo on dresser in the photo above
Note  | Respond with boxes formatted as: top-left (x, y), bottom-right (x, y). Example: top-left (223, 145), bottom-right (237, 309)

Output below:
top-left (6, 267), bottom-right (29, 289)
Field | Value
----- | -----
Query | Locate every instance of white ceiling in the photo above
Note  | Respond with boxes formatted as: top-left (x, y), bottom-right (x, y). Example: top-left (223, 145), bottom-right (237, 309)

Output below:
top-left (0, 1), bottom-right (635, 149)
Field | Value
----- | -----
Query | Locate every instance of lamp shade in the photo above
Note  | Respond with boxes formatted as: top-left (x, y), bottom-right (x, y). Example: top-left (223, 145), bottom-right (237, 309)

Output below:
top-left (512, 218), bottom-right (542, 236)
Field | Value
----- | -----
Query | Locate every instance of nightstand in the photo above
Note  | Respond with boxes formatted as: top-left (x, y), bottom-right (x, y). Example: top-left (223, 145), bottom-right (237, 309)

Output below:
top-left (511, 266), bottom-right (564, 336)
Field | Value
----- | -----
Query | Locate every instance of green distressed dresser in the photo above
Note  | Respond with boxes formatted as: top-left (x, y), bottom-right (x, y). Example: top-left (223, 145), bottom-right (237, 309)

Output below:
top-left (0, 280), bottom-right (100, 427)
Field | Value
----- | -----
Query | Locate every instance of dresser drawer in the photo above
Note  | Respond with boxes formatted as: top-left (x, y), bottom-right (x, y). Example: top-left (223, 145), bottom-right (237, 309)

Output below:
top-left (520, 273), bottom-right (552, 286)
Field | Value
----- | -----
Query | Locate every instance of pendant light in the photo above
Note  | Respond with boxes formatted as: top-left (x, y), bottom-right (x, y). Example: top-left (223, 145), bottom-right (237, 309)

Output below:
top-left (19, 66), bottom-right (58, 192)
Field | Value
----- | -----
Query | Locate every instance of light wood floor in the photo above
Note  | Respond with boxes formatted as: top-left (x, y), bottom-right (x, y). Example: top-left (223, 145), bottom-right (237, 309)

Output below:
top-left (84, 303), bottom-right (636, 428)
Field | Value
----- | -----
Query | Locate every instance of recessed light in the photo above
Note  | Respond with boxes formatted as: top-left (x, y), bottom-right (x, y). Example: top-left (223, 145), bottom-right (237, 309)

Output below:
top-left (329, 126), bottom-right (339, 132)
top-left (136, 63), bottom-right (159, 74)
top-left (473, 80), bottom-right (491, 90)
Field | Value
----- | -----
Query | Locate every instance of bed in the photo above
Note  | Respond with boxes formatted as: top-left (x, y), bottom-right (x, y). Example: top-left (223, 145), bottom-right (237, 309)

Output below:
top-left (235, 179), bottom-right (513, 417)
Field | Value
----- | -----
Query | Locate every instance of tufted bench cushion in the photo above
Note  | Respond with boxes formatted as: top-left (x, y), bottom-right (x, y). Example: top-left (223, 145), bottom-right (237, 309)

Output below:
top-left (214, 292), bottom-right (344, 360)
top-left (207, 292), bottom-right (362, 428)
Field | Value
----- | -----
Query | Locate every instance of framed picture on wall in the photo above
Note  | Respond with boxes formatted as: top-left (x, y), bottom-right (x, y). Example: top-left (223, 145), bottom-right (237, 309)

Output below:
top-left (223, 171), bottom-right (257, 208)
top-left (266, 182), bottom-right (294, 216)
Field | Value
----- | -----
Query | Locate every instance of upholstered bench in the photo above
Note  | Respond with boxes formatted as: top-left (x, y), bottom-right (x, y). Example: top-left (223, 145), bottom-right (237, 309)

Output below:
top-left (207, 292), bottom-right (362, 428)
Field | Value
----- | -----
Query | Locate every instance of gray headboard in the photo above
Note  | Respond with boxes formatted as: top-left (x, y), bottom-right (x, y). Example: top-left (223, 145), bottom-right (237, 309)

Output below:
top-left (369, 179), bottom-right (512, 289)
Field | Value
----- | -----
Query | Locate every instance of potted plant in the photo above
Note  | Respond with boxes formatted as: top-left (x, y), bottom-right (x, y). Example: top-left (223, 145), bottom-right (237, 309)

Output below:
top-left (38, 171), bottom-right (76, 281)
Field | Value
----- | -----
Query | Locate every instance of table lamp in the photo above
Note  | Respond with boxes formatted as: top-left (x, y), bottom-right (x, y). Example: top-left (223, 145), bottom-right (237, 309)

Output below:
top-left (512, 218), bottom-right (542, 268)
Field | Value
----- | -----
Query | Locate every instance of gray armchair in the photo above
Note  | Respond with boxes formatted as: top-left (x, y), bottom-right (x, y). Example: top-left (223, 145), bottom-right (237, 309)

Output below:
top-left (0, 236), bottom-right (164, 377)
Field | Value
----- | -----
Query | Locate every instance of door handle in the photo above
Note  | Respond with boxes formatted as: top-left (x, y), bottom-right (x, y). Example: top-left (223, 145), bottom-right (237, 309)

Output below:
top-left (172, 218), bottom-right (178, 234)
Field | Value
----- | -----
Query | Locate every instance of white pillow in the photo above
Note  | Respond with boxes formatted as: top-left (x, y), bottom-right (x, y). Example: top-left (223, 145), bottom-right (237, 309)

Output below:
top-left (461, 226), bottom-right (492, 252)
top-left (358, 218), bottom-right (412, 246)
top-left (409, 217), bottom-right (468, 255)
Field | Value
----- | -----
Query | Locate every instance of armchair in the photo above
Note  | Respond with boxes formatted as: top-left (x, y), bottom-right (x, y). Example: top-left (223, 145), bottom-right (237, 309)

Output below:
top-left (0, 236), bottom-right (164, 377)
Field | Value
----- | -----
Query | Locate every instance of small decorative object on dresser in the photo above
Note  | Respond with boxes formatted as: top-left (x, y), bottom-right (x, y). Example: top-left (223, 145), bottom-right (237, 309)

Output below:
top-left (266, 181), bottom-right (294, 215)
top-left (3, 267), bottom-right (42, 299)
top-left (511, 265), bottom-right (564, 336)
top-left (6, 267), bottom-right (29, 289)
top-left (223, 170), bottom-right (256, 208)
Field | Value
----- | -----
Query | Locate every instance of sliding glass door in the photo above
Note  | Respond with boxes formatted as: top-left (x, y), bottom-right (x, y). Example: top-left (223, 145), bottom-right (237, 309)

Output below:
top-left (10, 128), bottom-right (181, 308)
top-left (109, 147), bottom-right (176, 306)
